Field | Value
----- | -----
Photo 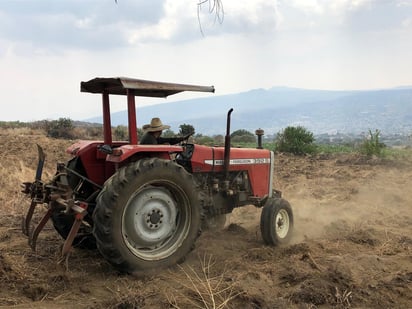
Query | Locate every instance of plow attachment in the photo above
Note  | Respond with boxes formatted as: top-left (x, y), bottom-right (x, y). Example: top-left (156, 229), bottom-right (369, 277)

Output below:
top-left (21, 144), bottom-right (46, 236)
top-left (21, 145), bottom-right (91, 260)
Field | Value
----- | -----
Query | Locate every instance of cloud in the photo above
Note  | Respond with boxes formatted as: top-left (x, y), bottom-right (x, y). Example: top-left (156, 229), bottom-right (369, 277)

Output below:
top-left (0, 0), bottom-right (412, 122)
top-left (0, 0), bottom-right (165, 53)
top-left (0, 0), bottom-right (283, 53)
top-left (127, 0), bottom-right (281, 44)
top-left (1, 0), bottom-right (409, 55)
top-left (288, 0), bottom-right (371, 14)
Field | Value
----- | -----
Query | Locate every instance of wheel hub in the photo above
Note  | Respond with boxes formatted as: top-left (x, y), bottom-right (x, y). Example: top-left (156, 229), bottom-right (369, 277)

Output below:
top-left (122, 187), bottom-right (178, 248)
top-left (147, 209), bottom-right (163, 227)
top-left (275, 209), bottom-right (289, 239)
top-left (277, 217), bottom-right (284, 229)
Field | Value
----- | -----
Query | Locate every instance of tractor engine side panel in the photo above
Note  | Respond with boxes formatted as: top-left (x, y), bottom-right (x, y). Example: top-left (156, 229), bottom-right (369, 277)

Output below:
top-left (190, 145), bottom-right (272, 197)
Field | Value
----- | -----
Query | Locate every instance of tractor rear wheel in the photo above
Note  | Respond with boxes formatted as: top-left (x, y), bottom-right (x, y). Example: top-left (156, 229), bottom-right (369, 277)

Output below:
top-left (260, 198), bottom-right (293, 245)
top-left (50, 157), bottom-right (96, 249)
top-left (92, 158), bottom-right (202, 274)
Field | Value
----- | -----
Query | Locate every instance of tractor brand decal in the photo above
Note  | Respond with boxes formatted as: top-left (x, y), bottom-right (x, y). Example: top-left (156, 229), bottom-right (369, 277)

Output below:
top-left (204, 158), bottom-right (271, 165)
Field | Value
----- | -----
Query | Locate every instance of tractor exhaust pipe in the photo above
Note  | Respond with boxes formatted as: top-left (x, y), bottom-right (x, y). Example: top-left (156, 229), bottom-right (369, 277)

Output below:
top-left (255, 128), bottom-right (264, 149)
top-left (224, 108), bottom-right (233, 179)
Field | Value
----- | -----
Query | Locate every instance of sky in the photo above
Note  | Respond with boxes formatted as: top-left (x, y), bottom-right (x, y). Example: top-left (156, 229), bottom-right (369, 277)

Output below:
top-left (1, 0), bottom-right (411, 121)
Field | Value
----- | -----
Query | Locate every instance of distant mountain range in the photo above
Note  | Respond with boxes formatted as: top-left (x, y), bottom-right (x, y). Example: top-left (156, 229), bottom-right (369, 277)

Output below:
top-left (85, 86), bottom-right (412, 137)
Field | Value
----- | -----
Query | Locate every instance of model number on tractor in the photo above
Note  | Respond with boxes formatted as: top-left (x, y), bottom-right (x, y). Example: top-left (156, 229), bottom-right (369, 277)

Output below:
top-left (204, 158), bottom-right (270, 165)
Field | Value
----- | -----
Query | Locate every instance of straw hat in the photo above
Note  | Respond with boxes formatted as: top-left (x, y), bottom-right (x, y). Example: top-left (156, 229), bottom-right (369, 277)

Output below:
top-left (143, 118), bottom-right (170, 132)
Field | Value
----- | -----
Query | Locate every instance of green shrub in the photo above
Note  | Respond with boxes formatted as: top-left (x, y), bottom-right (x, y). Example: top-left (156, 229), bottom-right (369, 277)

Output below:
top-left (137, 127), bottom-right (145, 138)
top-left (212, 134), bottom-right (224, 146)
top-left (316, 143), bottom-right (356, 154)
top-left (0, 121), bottom-right (27, 129)
top-left (275, 126), bottom-right (316, 155)
top-left (114, 125), bottom-right (128, 140)
top-left (162, 129), bottom-right (177, 138)
top-left (45, 118), bottom-right (74, 139)
top-left (179, 124), bottom-right (195, 135)
top-left (194, 134), bottom-right (215, 145)
top-left (231, 129), bottom-right (256, 143)
top-left (359, 129), bottom-right (385, 157)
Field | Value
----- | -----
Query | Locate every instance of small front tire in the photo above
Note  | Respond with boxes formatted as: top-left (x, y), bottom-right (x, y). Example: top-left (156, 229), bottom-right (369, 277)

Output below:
top-left (260, 198), bottom-right (293, 245)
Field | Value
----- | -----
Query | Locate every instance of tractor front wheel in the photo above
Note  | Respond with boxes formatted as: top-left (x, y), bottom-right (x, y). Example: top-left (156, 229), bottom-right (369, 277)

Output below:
top-left (260, 198), bottom-right (293, 245)
top-left (92, 158), bottom-right (202, 274)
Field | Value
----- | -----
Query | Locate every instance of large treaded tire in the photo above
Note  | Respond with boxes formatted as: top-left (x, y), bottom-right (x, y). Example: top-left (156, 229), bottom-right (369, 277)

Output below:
top-left (50, 157), bottom-right (96, 249)
top-left (92, 158), bottom-right (202, 274)
top-left (260, 198), bottom-right (293, 245)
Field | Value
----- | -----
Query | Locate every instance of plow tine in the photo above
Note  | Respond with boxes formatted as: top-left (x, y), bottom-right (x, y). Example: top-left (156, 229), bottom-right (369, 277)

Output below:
top-left (59, 202), bottom-right (88, 270)
top-left (22, 199), bottom-right (37, 236)
top-left (35, 144), bottom-right (46, 181)
top-left (29, 208), bottom-right (53, 251)
top-left (61, 218), bottom-right (82, 257)
top-left (22, 144), bottom-right (47, 237)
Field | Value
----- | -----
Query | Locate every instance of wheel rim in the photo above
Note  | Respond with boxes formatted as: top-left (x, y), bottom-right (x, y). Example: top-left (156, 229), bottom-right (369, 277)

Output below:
top-left (275, 209), bottom-right (290, 239)
top-left (122, 183), bottom-right (191, 261)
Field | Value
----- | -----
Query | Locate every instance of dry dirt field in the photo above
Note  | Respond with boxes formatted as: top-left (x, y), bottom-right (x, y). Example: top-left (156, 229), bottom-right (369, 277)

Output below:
top-left (0, 129), bottom-right (411, 308)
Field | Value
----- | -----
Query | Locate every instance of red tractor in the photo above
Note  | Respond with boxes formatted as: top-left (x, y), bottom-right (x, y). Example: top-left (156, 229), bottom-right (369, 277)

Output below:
top-left (22, 77), bottom-right (293, 274)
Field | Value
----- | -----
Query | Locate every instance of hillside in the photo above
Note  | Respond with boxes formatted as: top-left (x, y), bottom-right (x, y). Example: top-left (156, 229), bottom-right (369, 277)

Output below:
top-left (85, 87), bottom-right (412, 136)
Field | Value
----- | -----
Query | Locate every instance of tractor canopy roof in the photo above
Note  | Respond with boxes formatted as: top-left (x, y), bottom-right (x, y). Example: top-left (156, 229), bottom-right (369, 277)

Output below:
top-left (81, 77), bottom-right (215, 97)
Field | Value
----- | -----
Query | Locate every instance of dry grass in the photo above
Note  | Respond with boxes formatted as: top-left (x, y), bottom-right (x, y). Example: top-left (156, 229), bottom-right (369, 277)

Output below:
top-left (0, 127), bottom-right (44, 136)
top-left (334, 286), bottom-right (352, 308)
top-left (0, 159), bottom-right (34, 215)
top-left (97, 278), bottom-right (146, 309)
top-left (167, 255), bottom-right (241, 309)
top-left (0, 129), bottom-right (72, 215)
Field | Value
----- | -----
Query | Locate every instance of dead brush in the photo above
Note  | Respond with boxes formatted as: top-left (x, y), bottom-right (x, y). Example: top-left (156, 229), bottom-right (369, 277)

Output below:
top-left (334, 286), bottom-right (352, 308)
top-left (167, 254), bottom-right (241, 309)
top-left (101, 278), bottom-right (146, 309)
top-left (376, 229), bottom-right (398, 256)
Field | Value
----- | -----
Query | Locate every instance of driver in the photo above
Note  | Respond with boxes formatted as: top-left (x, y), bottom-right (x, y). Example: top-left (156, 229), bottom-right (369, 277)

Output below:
top-left (139, 117), bottom-right (193, 145)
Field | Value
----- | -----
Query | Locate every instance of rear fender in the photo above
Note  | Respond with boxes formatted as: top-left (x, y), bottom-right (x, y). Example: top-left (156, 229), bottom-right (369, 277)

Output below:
top-left (106, 144), bottom-right (184, 163)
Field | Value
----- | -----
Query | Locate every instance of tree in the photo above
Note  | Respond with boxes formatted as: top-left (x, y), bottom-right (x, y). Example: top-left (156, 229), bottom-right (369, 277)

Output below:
top-left (45, 118), bottom-right (74, 139)
top-left (275, 126), bottom-right (316, 155)
top-left (137, 127), bottom-right (145, 138)
top-left (194, 133), bottom-right (214, 145)
top-left (179, 124), bottom-right (195, 136)
top-left (162, 129), bottom-right (176, 138)
top-left (114, 125), bottom-right (128, 141)
top-left (231, 129), bottom-right (255, 143)
top-left (213, 134), bottom-right (224, 145)
top-left (197, 0), bottom-right (224, 35)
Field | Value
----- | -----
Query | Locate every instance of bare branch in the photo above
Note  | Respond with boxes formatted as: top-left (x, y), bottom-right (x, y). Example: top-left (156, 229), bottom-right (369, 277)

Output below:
top-left (197, 0), bottom-right (224, 36)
